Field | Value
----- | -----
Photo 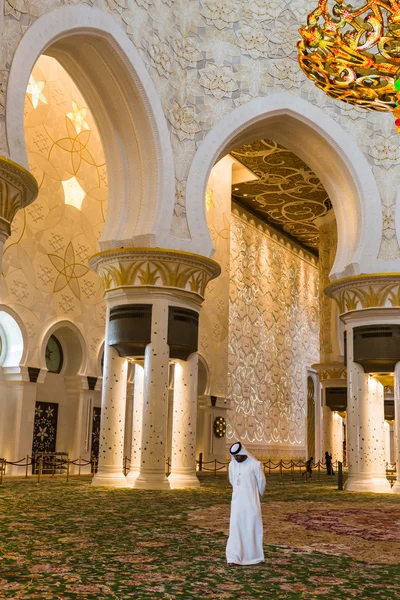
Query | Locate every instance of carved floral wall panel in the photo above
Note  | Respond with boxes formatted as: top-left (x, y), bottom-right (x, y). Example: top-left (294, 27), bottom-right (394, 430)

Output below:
top-left (0, 55), bottom-right (107, 369)
top-left (228, 206), bottom-right (320, 457)
top-left (0, 0), bottom-right (399, 257)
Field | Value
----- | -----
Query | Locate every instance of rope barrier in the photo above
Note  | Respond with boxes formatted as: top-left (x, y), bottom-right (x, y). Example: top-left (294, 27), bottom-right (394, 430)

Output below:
top-left (0, 453), bottom-right (395, 489)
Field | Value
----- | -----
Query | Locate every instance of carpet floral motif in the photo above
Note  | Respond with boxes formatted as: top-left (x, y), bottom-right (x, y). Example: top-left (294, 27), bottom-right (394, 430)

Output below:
top-left (0, 475), bottom-right (400, 599)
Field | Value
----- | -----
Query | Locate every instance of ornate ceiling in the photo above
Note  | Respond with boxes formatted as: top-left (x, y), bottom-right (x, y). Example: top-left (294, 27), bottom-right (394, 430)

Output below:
top-left (231, 139), bottom-right (332, 255)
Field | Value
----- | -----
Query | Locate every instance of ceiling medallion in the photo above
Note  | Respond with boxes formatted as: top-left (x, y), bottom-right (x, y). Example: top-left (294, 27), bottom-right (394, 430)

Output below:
top-left (298, 0), bottom-right (400, 131)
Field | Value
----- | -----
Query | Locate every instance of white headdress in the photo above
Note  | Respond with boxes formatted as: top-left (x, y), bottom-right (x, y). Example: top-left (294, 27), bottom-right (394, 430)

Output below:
top-left (229, 441), bottom-right (258, 473)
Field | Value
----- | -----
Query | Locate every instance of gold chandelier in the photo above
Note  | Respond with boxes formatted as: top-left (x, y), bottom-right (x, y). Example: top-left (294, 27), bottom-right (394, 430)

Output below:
top-left (298, 0), bottom-right (400, 130)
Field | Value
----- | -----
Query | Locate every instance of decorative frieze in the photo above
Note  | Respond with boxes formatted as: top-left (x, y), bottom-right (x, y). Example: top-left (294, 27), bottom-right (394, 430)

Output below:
top-left (325, 274), bottom-right (400, 315)
top-left (90, 247), bottom-right (221, 298)
top-left (0, 156), bottom-right (38, 243)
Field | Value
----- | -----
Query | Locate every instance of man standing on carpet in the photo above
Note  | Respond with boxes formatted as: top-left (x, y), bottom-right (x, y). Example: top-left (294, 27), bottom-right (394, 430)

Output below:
top-left (226, 441), bottom-right (266, 566)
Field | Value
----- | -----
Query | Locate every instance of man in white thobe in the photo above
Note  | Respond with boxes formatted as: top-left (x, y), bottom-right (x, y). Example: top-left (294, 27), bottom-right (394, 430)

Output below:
top-left (226, 441), bottom-right (266, 565)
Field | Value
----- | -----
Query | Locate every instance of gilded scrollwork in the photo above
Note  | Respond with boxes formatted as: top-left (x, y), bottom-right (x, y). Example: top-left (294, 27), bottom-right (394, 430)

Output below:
top-left (298, 0), bottom-right (400, 110)
top-left (231, 139), bottom-right (331, 252)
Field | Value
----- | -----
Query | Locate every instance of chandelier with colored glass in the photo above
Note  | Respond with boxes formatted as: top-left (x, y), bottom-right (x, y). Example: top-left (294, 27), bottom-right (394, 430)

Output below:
top-left (298, 0), bottom-right (400, 131)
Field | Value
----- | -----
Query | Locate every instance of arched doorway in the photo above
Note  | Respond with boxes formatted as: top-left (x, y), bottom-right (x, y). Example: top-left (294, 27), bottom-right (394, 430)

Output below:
top-left (6, 5), bottom-right (175, 251)
top-left (185, 93), bottom-right (382, 279)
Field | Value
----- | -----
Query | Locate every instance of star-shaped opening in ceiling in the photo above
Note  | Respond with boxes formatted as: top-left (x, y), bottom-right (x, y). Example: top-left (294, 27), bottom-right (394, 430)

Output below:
top-left (62, 176), bottom-right (86, 211)
top-left (26, 75), bottom-right (48, 109)
top-left (67, 100), bottom-right (90, 134)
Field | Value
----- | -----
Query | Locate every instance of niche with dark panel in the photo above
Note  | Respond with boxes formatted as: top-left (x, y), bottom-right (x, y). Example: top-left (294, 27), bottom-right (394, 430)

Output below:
top-left (168, 307), bottom-right (199, 360)
top-left (385, 399), bottom-right (395, 421)
top-left (108, 304), bottom-right (152, 357)
top-left (353, 325), bottom-right (400, 372)
top-left (326, 387), bottom-right (347, 412)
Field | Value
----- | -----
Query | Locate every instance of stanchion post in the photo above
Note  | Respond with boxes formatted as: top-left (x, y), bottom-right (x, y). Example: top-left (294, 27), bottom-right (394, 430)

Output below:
top-left (338, 461), bottom-right (343, 490)
top-left (37, 457), bottom-right (42, 485)
top-left (67, 459), bottom-right (70, 483)
top-left (317, 460), bottom-right (320, 482)
top-left (78, 457), bottom-right (81, 477)
top-left (268, 459), bottom-right (271, 476)
top-left (199, 453), bottom-right (203, 472)
top-left (291, 461), bottom-right (295, 482)
top-left (279, 459), bottom-right (283, 482)
top-left (25, 455), bottom-right (29, 479)
top-left (0, 459), bottom-right (3, 485)
top-left (214, 459), bottom-right (217, 477)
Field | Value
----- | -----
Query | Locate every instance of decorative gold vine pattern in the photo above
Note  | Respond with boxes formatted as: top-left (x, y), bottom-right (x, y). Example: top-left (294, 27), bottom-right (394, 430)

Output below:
top-left (298, 0), bottom-right (400, 111)
top-left (325, 274), bottom-right (400, 313)
top-left (91, 248), bottom-right (221, 298)
top-left (231, 139), bottom-right (331, 252)
top-left (228, 210), bottom-right (320, 447)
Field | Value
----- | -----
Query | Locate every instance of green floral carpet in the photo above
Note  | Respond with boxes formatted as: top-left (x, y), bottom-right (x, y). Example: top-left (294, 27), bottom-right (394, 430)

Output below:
top-left (1, 473), bottom-right (400, 599)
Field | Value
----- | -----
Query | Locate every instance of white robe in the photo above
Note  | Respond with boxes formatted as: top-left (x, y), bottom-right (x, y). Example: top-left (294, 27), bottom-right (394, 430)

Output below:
top-left (226, 455), bottom-right (266, 565)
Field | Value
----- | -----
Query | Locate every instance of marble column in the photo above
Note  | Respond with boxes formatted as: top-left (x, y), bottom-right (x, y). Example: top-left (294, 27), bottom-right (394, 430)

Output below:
top-left (391, 362), bottom-right (400, 493)
top-left (330, 410), bottom-right (343, 463)
top-left (134, 300), bottom-right (170, 490)
top-left (126, 363), bottom-right (144, 485)
top-left (64, 376), bottom-right (97, 474)
top-left (169, 352), bottom-right (200, 489)
top-left (313, 214), bottom-right (346, 464)
top-left (344, 335), bottom-right (390, 493)
top-left (92, 343), bottom-right (129, 487)
top-left (384, 421), bottom-right (391, 465)
top-left (89, 247), bottom-right (221, 490)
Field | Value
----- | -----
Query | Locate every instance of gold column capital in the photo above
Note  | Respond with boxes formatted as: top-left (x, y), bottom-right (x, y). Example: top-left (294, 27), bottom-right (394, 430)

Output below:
top-left (89, 247), bottom-right (221, 300)
top-left (0, 156), bottom-right (38, 242)
top-left (312, 362), bottom-right (347, 383)
top-left (325, 273), bottom-right (400, 315)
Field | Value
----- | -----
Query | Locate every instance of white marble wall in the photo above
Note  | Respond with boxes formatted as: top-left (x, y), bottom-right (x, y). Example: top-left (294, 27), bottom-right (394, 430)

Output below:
top-left (228, 206), bottom-right (320, 457)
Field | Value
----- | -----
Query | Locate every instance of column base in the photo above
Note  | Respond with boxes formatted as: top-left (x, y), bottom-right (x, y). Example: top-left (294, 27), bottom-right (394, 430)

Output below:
top-left (134, 473), bottom-right (170, 490)
top-left (390, 481), bottom-right (400, 494)
top-left (344, 474), bottom-right (392, 493)
top-left (126, 470), bottom-right (139, 486)
top-left (168, 472), bottom-right (200, 489)
top-left (91, 471), bottom-right (130, 488)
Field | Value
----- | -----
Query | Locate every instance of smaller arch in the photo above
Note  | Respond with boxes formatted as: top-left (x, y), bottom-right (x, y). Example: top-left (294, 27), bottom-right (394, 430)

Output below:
top-left (39, 318), bottom-right (87, 376)
top-left (96, 340), bottom-right (105, 379)
top-left (185, 93), bottom-right (382, 279)
top-left (198, 354), bottom-right (210, 396)
top-left (0, 306), bottom-right (27, 367)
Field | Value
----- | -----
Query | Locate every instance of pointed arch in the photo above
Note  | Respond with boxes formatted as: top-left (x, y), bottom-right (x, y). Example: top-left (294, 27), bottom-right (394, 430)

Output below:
top-left (6, 5), bottom-right (175, 250)
top-left (186, 93), bottom-right (382, 280)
